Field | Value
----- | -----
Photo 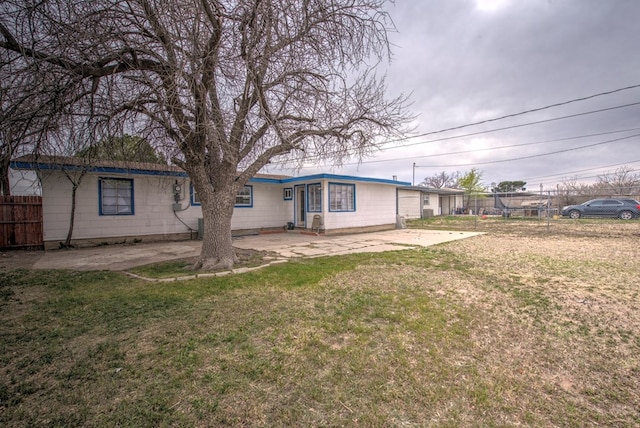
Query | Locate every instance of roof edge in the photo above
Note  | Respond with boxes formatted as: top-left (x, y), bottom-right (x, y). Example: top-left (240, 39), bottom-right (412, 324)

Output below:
top-left (11, 156), bottom-right (409, 186)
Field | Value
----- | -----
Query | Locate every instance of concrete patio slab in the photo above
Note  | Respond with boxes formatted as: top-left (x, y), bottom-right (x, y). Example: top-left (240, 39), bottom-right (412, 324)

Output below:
top-left (33, 241), bottom-right (202, 271)
top-left (31, 229), bottom-right (483, 271)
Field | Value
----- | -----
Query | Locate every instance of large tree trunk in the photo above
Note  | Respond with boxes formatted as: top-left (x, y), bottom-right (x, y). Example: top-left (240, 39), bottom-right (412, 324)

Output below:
top-left (195, 182), bottom-right (238, 271)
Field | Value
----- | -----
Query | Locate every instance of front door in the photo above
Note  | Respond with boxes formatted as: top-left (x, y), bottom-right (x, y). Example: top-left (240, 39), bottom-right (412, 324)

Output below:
top-left (295, 185), bottom-right (305, 227)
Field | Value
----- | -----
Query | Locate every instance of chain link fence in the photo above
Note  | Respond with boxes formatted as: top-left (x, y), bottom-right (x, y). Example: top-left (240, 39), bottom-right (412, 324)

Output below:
top-left (437, 187), bottom-right (640, 237)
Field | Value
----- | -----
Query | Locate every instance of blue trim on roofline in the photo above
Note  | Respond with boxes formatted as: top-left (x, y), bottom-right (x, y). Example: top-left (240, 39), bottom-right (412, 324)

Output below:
top-left (10, 161), bottom-right (187, 178)
top-left (247, 176), bottom-right (282, 183)
top-left (10, 161), bottom-right (410, 186)
top-left (278, 173), bottom-right (410, 186)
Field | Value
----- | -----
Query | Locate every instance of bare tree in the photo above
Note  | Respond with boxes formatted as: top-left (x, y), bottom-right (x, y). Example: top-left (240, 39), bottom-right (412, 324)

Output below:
top-left (23, 115), bottom-right (106, 248)
top-left (421, 171), bottom-right (459, 189)
top-left (0, 60), bottom-right (42, 195)
top-left (557, 178), bottom-right (581, 206)
top-left (1, 0), bottom-right (410, 269)
top-left (61, 126), bottom-right (105, 249)
top-left (559, 166), bottom-right (640, 205)
top-left (596, 166), bottom-right (640, 196)
top-left (0, 25), bottom-right (81, 196)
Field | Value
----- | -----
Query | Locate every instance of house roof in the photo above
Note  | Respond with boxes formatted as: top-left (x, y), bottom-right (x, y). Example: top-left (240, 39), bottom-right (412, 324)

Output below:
top-left (11, 155), bottom-right (410, 186)
top-left (399, 185), bottom-right (464, 195)
top-left (10, 155), bottom-right (291, 181)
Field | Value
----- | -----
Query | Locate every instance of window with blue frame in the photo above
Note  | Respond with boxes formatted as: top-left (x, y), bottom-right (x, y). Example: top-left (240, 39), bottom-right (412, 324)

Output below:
top-left (99, 178), bottom-right (134, 215)
top-left (283, 187), bottom-right (293, 200)
top-left (190, 184), bottom-right (200, 205)
top-left (235, 185), bottom-right (253, 207)
top-left (329, 183), bottom-right (355, 212)
top-left (191, 184), bottom-right (253, 207)
top-left (307, 183), bottom-right (322, 212)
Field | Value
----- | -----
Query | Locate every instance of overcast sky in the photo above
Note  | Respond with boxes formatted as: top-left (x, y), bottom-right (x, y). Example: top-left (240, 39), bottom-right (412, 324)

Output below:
top-left (277, 0), bottom-right (640, 189)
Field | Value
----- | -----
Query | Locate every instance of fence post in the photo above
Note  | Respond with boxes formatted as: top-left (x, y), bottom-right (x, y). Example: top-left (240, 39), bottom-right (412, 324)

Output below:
top-left (546, 190), bottom-right (551, 232)
top-left (474, 194), bottom-right (478, 228)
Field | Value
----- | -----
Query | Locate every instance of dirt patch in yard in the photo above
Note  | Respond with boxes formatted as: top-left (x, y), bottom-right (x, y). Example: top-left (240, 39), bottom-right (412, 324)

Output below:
top-left (0, 249), bottom-right (44, 270)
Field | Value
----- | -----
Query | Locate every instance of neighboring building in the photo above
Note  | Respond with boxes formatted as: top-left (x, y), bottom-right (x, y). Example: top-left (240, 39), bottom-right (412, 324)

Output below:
top-left (397, 186), bottom-right (465, 219)
top-left (11, 156), bottom-right (410, 249)
top-left (8, 168), bottom-right (40, 196)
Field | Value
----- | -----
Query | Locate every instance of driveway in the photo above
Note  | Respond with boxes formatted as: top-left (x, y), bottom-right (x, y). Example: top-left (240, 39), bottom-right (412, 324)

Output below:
top-left (23, 229), bottom-right (482, 271)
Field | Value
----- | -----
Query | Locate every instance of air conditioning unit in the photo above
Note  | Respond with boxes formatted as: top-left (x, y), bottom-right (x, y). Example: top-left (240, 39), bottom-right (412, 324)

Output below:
top-left (311, 214), bottom-right (323, 232)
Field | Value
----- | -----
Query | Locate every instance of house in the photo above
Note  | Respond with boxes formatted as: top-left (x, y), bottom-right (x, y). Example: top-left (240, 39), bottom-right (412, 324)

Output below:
top-left (11, 156), bottom-right (411, 249)
top-left (397, 186), bottom-right (465, 219)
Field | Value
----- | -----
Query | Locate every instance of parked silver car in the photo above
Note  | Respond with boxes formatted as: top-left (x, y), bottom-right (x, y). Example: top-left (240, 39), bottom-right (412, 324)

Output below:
top-left (561, 198), bottom-right (640, 220)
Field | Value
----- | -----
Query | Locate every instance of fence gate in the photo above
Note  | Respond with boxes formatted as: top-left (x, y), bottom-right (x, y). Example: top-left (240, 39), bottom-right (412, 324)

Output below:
top-left (0, 195), bottom-right (43, 249)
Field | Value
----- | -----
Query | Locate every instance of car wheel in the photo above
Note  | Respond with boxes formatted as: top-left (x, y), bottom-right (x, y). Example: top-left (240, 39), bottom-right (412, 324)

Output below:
top-left (569, 210), bottom-right (581, 219)
top-left (619, 210), bottom-right (634, 220)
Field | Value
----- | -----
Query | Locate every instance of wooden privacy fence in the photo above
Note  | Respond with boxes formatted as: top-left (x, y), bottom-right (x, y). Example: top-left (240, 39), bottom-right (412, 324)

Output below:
top-left (0, 195), bottom-right (43, 249)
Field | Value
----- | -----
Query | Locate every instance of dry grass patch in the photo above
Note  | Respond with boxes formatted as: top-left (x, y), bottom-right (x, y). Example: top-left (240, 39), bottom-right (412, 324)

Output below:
top-left (438, 231), bottom-right (640, 425)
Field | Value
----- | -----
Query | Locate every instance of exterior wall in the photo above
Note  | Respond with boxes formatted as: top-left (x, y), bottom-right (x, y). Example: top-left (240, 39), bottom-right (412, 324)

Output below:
top-left (421, 192), bottom-right (440, 216)
top-left (40, 170), bottom-right (296, 245)
top-left (38, 169), bottom-right (405, 246)
top-left (397, 189), bottom-right (444, 219)
top-left (321, 181), bottom-right (397, 230)
top-left (397, 189), bottom-right (421, 219)
top-left (40, 171), bottom-right (201, 243)
top-left (39, 168), bottom-right (304, 246)
top-left (229, 183), bottom-right (289, 230)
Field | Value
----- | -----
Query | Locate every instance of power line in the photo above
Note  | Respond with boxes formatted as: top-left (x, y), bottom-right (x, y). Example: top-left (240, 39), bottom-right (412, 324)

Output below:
top-left (534, 166), bottom-right (640, 187)
top-left (522, 159), bottom-right (640, 181)
top-left (387, 102), bottom-right (640, 151)
top-left (346, 127), bottom-right (640, 165)
top-left (387, 83), bottom-right (640, 143)
top-left (283, 101), bottom-right (640, 168)
top-left (414, 132), bottom-right (640, 168)
top-left (533, 167), bottom-right (640, 187)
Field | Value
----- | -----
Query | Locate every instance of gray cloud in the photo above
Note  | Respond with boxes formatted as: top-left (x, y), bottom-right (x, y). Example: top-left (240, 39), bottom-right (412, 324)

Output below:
top-left (277, 0), bottom-right (640, 188)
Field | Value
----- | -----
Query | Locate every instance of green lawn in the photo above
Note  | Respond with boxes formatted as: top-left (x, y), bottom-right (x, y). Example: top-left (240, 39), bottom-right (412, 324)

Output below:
top-left (2, 221), bottom-right (639, 427)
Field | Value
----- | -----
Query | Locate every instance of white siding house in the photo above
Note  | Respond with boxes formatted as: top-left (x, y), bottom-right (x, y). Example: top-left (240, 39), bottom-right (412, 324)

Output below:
top-left (11, 156), bottom-right (410, 249)
top-left (397, 186), bottom-right (465, 219)
top-left (308, 178), bottom-right (399, 231)
top-left (397, 188), bottom-right (422, 219)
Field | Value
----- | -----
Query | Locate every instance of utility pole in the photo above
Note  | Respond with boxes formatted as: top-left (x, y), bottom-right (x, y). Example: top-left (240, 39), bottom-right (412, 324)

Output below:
top-left (412, 162), bottom-right (416, 186)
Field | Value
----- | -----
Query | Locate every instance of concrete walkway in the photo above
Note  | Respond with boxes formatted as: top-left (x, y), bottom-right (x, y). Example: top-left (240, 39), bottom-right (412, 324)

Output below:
top-left (32, 229), bottom-right (483, 271)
